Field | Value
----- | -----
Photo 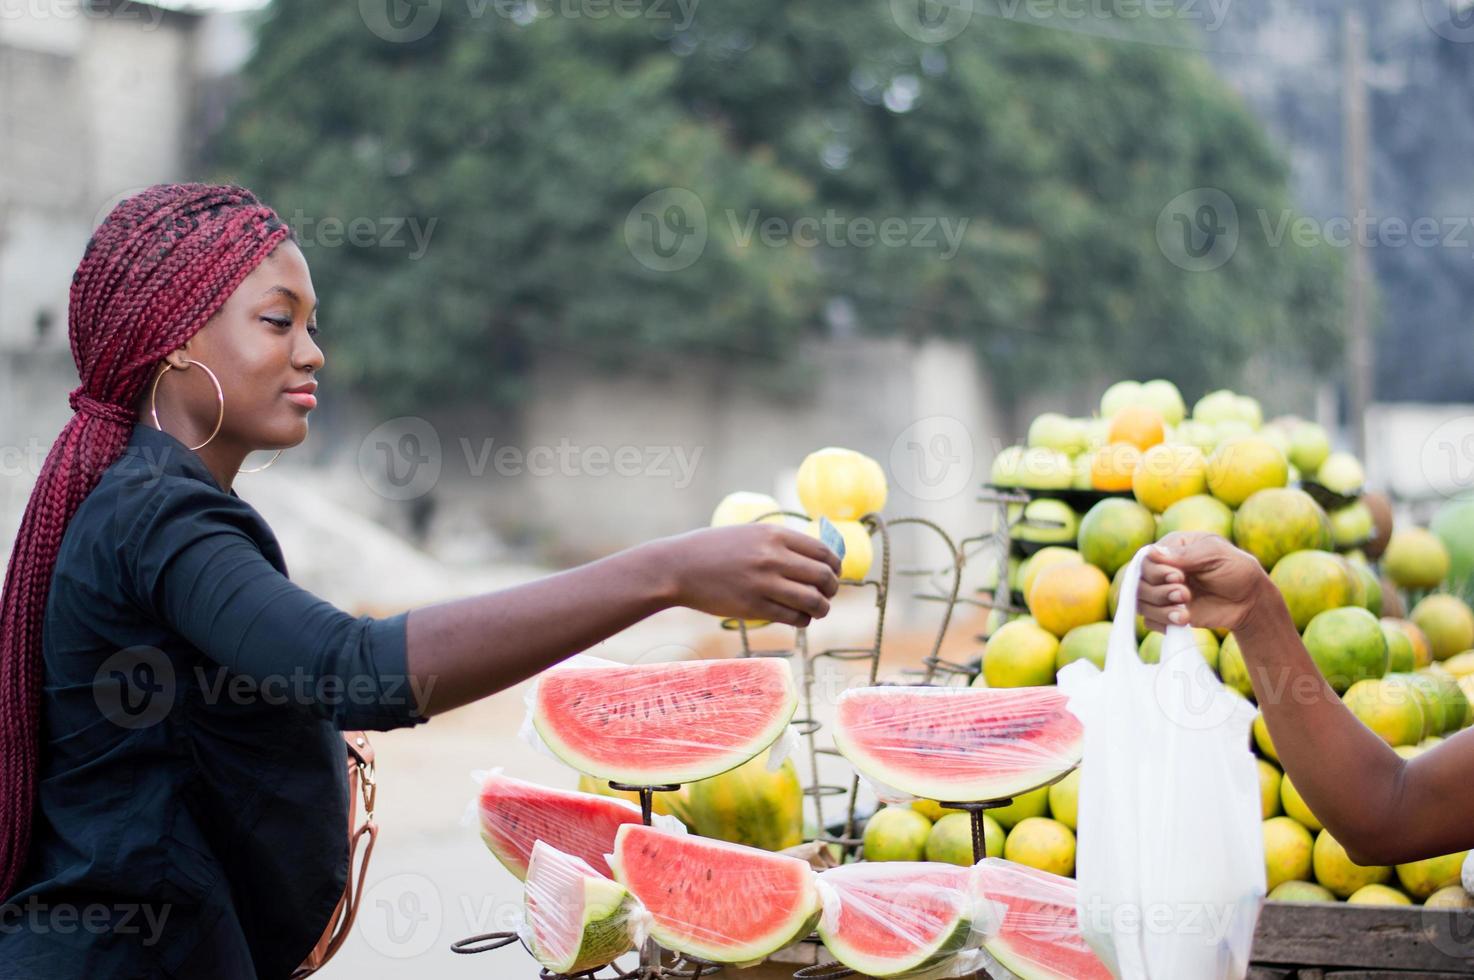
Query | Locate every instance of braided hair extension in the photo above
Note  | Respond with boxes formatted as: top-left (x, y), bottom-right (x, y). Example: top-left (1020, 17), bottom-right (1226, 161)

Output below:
top-left (0, 183), bottom-right (293, 900)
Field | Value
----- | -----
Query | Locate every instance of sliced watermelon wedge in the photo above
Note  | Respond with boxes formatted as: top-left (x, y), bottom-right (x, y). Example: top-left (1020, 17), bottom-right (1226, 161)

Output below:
top-left (975, 857), bottom-right (1113, 980)
top-left (816, 862), bottom-right (977, 978)
top-left (832, 686), bottom-right (1082, 803)
top-left (522, 841), bottom-right (643, 975)
top-left (532, 657), bottom-right (798, 784)
top-left (609, 824), bottom-right (820, 965)
top-left (477, 771), bottom-right (651, 880)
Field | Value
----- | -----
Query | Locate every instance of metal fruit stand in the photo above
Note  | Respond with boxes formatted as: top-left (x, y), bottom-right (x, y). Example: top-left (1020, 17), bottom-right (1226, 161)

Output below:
top-left (450, 484), bottom-right (1474, 978)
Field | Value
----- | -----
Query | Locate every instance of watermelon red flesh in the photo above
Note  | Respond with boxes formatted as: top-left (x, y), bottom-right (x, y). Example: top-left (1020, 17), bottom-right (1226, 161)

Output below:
top-left (817, 862), bottom-right (974, 978)
top-left (832, 686), bottom-right (1083, 803)
top-left (609, 824), bottom-right (819, 964)
top-left (478, 772), bottom-right (645, 880)
top-left (532, 658), bottom-right (798, 784)
top-left (975, 858), bottom-right (1113, 980)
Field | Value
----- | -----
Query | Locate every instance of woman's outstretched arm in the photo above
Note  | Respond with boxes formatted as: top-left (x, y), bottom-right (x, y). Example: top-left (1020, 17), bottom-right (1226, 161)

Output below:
top-left (1139, 531), bottom-right (1474, 866)
top-left (405, 523), bottom-right (841, 717)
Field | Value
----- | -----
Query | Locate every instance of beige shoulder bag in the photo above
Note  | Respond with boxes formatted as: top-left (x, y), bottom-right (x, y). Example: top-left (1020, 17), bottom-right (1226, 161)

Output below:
top-left (292, 731), bottom-right (379, 977)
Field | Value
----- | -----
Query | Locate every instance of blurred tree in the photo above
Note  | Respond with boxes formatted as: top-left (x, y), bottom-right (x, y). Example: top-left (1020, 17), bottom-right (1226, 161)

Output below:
top-left (210, 0), bottom-right (1339, 415)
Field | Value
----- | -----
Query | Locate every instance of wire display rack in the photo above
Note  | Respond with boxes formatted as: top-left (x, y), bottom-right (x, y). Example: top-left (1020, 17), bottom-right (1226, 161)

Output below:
top-left (451, 486), bottom-right (1070, 978)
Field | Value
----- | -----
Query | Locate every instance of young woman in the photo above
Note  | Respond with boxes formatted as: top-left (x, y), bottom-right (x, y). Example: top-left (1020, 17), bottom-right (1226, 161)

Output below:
top-left (0, 184), bottom-right (840, 977)
top-left (1140, 531), bottom-right (1474, 868)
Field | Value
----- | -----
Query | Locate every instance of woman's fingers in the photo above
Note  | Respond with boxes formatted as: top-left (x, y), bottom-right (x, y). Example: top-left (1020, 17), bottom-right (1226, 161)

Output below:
top-left (766, 579), bottom-right (832, 621)
top-left (780, 554), bottom-right (841, 598)
top-left (751, 598), bottom-right (812, 629)
top-left (775, 527), bottom-right (843, 576)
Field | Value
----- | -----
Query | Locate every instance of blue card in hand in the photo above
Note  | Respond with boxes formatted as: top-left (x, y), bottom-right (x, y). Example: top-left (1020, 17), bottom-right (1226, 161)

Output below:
top-left (818, 516), bottom-right (846, 564)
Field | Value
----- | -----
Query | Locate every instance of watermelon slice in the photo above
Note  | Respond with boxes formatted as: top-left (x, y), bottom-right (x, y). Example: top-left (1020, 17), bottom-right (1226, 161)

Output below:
top-left (816, 862), bottom-right (979, 979)
top-left (532, 657), bottom-right (798, 784)
top-left (974, 858), bottom-right (1112, 980)
top-left (477, 771), bottom-right (653, 880)
top-left (609, 824), bottom-right (820, 965)
top-left (831, 686), bottom-right (1082, 803)
top-left (521, 841), bottom-right (643, 975)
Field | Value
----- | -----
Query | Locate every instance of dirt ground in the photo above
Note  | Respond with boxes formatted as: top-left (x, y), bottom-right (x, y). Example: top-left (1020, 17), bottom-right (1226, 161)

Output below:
top-left (320, 592), bottom-right (990, 977)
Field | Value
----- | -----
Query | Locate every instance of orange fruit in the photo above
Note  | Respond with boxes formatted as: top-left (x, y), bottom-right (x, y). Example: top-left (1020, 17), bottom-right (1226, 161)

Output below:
top-left (1090, 443), bottom-right (1143, 492)
top-left (1027, 562), bottom-right (1111, 637)
top-left (1107, 405), bottom-right (1166, 451)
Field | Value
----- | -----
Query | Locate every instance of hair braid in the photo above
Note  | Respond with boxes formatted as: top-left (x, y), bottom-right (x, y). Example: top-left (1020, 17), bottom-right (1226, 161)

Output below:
top-left (0, 183), bottom-right (293, 900)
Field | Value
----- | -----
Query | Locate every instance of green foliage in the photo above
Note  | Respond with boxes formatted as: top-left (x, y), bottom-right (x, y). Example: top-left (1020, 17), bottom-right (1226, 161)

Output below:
top-left (209, 1), bottom-right (1340, 415)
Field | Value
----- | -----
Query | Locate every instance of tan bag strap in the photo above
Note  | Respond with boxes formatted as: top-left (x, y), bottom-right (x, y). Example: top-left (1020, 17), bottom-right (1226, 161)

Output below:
top-left (292, 731), bottom-right (379, 978)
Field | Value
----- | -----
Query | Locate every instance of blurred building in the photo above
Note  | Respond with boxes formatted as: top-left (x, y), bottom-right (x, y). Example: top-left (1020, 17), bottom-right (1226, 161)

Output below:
top-left (0, 0), bottom-right (257, 534)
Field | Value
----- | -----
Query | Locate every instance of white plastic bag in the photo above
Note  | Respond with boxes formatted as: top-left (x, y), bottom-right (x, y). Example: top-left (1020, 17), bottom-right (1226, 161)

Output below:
top-left (1056, 548), bottom-right (1265, 980)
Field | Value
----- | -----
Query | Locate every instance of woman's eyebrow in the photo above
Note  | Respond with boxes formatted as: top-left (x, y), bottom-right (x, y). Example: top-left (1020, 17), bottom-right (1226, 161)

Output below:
top-left (261, 285), bottom-right (320, 315)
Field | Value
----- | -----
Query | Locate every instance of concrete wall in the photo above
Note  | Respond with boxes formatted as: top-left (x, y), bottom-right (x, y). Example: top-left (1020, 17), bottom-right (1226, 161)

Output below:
top-left (0, 3), bottom-right (199, 351)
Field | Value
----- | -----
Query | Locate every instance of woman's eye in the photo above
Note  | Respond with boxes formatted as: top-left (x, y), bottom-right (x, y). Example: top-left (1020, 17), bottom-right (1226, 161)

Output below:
top-left (307, 325), bottom-right (320, 338)
top-left (263, 317), bottom-right (291, 330)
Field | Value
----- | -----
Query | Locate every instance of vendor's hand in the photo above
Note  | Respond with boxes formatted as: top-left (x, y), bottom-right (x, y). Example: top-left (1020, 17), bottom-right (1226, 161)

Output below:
top-left (1139, 531), bottom-right (1271, 633)
top-left (664, 524), bottom-right (841, 627)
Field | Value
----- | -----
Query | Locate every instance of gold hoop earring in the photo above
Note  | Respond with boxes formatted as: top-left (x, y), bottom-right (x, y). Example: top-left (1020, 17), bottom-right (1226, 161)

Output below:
top-left (239, 449), bottom-right (284, 473)
top-left (150, 357), bottom-right (224, 451)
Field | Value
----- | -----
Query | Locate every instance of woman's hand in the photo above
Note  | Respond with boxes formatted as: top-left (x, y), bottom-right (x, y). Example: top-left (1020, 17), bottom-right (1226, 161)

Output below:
top-left (1138, 531), bottom-right (1274, 633)
top-left (662, 524), bottom-right (842, 627)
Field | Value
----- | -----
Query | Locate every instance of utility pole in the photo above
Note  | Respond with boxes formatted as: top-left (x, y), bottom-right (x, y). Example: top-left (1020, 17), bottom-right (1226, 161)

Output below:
top-left (1342, 8), bottom-right (1372, 458)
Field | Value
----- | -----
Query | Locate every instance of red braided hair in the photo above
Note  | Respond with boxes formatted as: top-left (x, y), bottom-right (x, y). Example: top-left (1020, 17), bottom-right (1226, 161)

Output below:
top-left (0, 183), bottom-right (293, 900)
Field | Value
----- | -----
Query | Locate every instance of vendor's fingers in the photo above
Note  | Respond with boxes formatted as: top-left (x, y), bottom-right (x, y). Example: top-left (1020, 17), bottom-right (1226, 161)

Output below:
top-left (1141, 553), bottom-right (1186, 586)
top-left (1138, 580), bottom-right (1190, 610)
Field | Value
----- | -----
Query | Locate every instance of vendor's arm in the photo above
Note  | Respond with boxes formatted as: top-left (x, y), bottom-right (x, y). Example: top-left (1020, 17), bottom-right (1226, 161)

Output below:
top-left (405, 523), bottom-right (840, 716)
top-left (1139, 531), bottom-right (1474, 866)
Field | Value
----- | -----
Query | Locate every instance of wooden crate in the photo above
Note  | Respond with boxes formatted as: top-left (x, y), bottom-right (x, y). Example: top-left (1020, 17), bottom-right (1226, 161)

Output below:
top-left (751, 900), bottom-right (1474, 979)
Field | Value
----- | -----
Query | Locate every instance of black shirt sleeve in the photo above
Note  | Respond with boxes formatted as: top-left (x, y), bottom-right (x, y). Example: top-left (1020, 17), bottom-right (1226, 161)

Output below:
top-left (122, 477), bottom-right (428, 732)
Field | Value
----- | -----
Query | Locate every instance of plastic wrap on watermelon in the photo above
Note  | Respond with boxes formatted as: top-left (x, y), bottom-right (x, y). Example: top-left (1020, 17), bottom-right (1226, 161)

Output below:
top-left (971, 857), bottom-right (1114, 980)
top-left (519, 654), bottom-right (800, 785)
top-left (469, 768), bottom-right (684, 881)
top-left (813, 861), bottom-right (999, 979)
top-left (830, 686), bottom-right (1083, 805)
top-left (515, 840), bottom-right (651, 975)
top-left (607, 823), bottom-right (821, 968)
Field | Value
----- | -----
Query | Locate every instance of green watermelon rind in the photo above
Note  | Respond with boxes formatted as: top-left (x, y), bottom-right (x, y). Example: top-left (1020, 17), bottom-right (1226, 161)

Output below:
top-left (831, 687), bottom-right (1082, 803)
top-left (532, 660), bottom-right (799, 785)
top-left (609, 824), bottom-right (820, 965)
top-left (983, 938), bottom-right (1077, 980)
top-left (526, 873), bottom-right (639, 975)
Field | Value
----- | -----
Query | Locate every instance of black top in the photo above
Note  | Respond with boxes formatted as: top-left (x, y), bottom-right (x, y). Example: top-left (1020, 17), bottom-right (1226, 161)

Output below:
top-left (0, 423), bottom-right (428, 979)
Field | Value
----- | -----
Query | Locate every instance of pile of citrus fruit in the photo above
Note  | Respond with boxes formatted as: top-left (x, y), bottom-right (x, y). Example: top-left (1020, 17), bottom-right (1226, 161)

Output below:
top-left (974, 380), bottom-right (1474, 904)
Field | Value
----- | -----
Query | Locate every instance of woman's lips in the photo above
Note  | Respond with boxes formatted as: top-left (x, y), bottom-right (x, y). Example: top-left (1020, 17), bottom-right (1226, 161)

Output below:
top-left (284, 391), bottom-right (317, 409)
